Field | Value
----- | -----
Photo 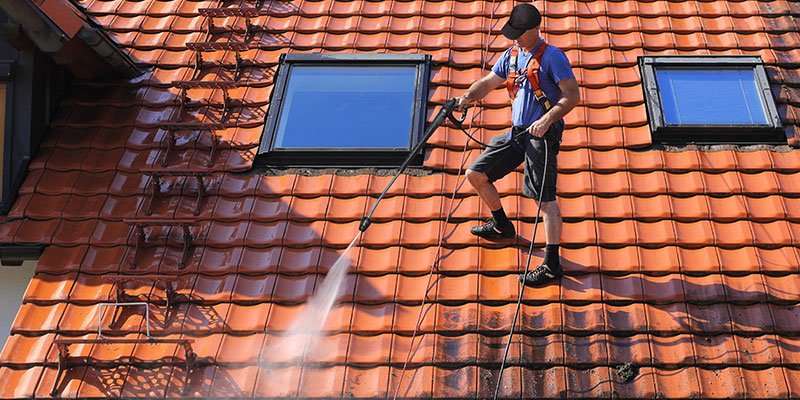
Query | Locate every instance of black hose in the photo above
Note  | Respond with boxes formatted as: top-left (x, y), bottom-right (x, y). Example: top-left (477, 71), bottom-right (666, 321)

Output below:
top-left (492, 137), bottom-right (548, 400)
top-left (450, 103), bottom-right (552, 398)
top-left (357, 97), bottom-right (549, 397)
top-left (449, 103), bottom-right (554, 398)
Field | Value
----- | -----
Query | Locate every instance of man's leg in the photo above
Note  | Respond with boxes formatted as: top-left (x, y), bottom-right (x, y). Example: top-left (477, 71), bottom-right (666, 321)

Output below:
top-left (465, 132), bottom-right (524, 239)
top-left (466, 169), bottom-right (502, 210)
top-left (541, 200), bottom-right (562, 243)
top-left (540, 199), bottom-right (562, 270)
top-left (519, 198), bottom-right (563, 287)
top-left (519, 130), bottom-right (563, 287)
top-left (466, 169), bottom-right (515, 238)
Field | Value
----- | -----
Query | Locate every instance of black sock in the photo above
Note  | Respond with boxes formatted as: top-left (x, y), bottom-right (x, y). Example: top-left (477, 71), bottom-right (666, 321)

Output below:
top-left (491, 207), bottom-right (511, 226)
top-left (545, 244), bottom-right (560, 269)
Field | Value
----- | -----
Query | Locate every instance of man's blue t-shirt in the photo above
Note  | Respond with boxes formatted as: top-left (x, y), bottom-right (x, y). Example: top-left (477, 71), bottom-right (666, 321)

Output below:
top-left (492, 41), bottom-right (575, 128)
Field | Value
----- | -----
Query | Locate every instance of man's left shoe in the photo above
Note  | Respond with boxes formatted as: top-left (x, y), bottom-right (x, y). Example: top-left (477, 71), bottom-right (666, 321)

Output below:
top-left (470, 218), bottom-right (516, 239)
top-left (518, 263), bottom-right (562, 287)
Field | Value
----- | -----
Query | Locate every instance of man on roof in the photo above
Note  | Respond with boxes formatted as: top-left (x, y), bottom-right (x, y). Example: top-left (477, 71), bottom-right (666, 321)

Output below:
top-left (456, 3), bottom-right (580, 287)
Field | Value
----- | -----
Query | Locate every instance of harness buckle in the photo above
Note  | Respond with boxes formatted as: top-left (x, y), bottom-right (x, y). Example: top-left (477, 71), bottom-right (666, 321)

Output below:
top-left (506, 42), bottom-right (550, 104)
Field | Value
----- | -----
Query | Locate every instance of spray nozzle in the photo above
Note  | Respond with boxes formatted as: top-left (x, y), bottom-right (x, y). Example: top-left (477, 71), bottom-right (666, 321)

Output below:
top-left (358, 216), bottom-right (372, 232)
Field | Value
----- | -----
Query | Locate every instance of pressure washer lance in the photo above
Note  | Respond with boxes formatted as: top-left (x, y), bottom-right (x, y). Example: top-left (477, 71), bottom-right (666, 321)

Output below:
top-left (358, 98), bottom-right (467, 233)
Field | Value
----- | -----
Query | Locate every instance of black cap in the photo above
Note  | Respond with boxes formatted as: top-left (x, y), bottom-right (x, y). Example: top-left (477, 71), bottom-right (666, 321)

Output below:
top-left (501, 4), bottom-right (542, 40)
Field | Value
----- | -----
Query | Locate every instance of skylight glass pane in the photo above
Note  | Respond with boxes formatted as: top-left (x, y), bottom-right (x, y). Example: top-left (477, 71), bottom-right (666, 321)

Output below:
top-left (274, 65), bottom-right (417, 149)
top-left (655, 68), bottom-right (768, 125)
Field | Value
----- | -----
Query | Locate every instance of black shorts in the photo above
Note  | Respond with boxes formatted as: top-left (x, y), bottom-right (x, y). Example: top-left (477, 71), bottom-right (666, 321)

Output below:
top-left (467, 122), bottom-right (562, 202)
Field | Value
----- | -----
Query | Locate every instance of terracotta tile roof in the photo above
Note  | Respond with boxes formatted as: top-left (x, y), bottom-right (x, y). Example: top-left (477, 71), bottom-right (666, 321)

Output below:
top-left (1, 0), bottom-right (800, 398)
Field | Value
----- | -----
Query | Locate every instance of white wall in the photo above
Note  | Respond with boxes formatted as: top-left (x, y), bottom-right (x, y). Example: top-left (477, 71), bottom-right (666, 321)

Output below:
top-left (0, 260), bottom-right (36, 347)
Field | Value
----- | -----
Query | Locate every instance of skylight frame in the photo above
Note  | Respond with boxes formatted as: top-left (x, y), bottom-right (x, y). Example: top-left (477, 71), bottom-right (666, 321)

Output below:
top-left (639, 55), bottom-right (784, 144)
top-left (257, 53), bottom-right (432, 167)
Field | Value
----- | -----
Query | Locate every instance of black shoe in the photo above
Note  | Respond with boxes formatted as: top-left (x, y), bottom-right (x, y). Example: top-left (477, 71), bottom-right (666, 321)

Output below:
top-left (518, 263), bottom-right (562, 287)
top-left (470, 218), bottom-right (516, 239)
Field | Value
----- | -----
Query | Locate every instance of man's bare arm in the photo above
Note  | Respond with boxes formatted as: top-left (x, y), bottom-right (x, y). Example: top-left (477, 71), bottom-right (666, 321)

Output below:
top-left (456, 72), bottom-right (506, 108)
top-left (544, 78), bottom-right (580, 123)
top-left (528, 77), bottom-right (580, 137)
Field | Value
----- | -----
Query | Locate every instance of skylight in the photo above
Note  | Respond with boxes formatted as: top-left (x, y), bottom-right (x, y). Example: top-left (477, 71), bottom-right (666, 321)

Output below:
top-left (258, 53), bottom-right (431, 166)
top-left (639, 56), bottom-right (783, 144)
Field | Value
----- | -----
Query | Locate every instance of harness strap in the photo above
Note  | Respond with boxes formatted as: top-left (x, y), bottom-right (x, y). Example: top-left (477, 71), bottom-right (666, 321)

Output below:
top-left (506, 42), bottom-right (551, 110)
top-left (506, 48), bottom-right (519, 99)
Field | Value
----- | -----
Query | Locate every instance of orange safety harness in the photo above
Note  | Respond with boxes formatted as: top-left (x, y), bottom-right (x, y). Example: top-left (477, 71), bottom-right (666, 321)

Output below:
top-left (506, 42), bottom-right (551, 110)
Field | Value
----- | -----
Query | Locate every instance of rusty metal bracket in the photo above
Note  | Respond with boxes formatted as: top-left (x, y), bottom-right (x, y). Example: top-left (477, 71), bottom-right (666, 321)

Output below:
top-left (97, 301), bottom-right (151, 337)
top-left (104, 274), bottom-right (183, 309)
top-left (143, 170), bottom-right (212, 216)
top-left (51, 338), bottom-right (196, 396)
top-left (124, 219), bottom-right (199, 269)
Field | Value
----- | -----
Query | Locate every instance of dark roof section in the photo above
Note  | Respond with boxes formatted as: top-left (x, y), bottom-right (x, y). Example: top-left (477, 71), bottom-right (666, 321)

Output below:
top-left (0, 0), bottom-right (140, 79)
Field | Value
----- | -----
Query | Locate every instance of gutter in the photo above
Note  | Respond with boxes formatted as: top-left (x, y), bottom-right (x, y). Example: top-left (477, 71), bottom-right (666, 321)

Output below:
top-left (0, 0), bottom-right (141, 79)
top-left (77, 27), bottom-right (140, 78)
top-left (0, 244), bottom-right (44, 266)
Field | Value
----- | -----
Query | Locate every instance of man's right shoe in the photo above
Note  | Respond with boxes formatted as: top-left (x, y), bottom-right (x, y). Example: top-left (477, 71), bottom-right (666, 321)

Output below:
top-left (470, 218), bottom-right (516, 239)
top-left (518, 263), bottom-right (562, 287)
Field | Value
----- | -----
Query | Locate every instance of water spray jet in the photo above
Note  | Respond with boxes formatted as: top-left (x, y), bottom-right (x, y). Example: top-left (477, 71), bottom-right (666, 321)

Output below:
top-left (262, 99), bottom-right (467, 372)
